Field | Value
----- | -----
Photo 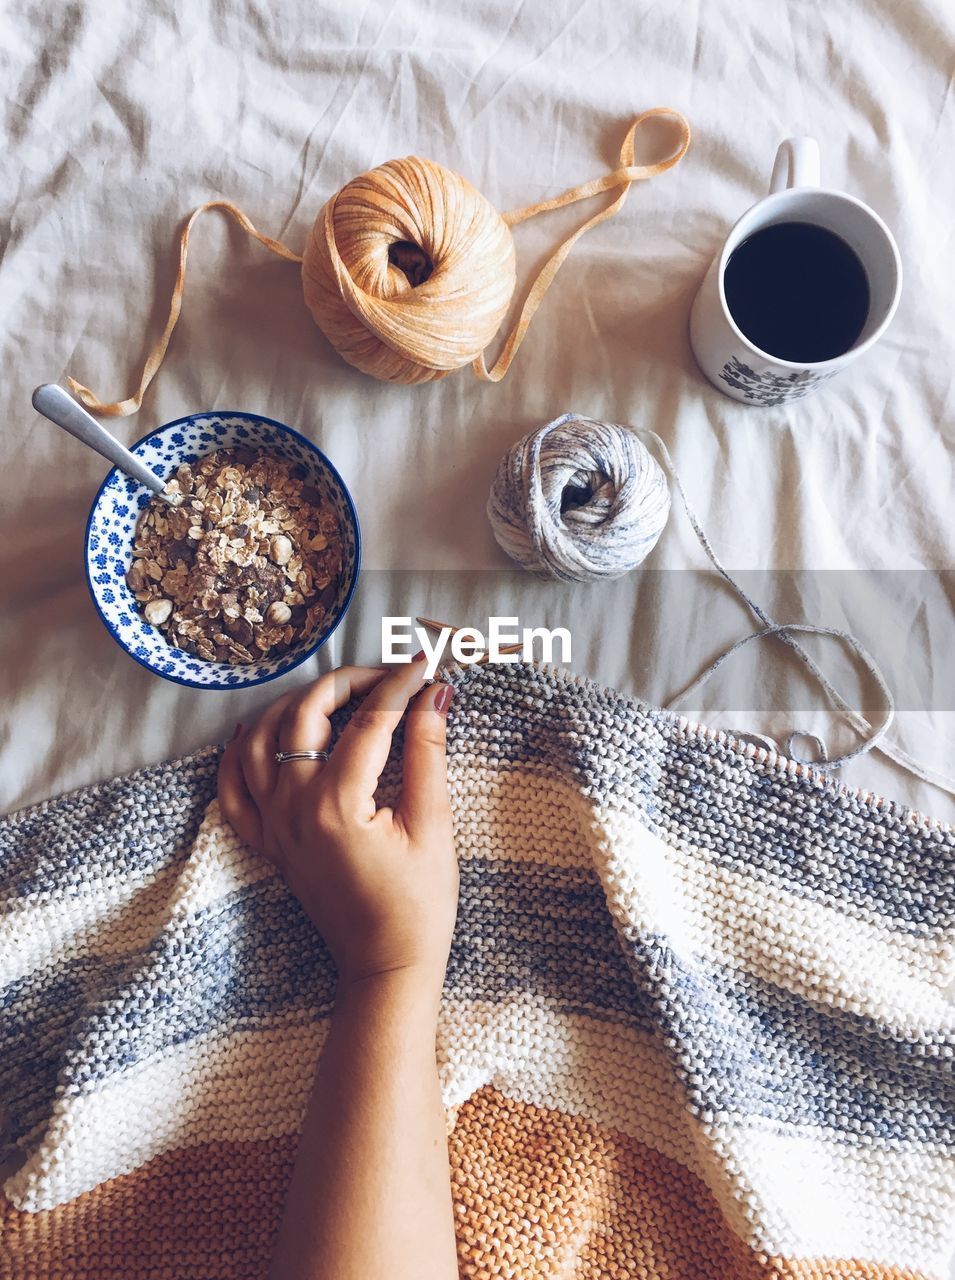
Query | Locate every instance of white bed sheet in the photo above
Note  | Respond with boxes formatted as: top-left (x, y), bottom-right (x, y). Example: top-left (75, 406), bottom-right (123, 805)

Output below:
top-left (2, 7), bottom-right (953, 813)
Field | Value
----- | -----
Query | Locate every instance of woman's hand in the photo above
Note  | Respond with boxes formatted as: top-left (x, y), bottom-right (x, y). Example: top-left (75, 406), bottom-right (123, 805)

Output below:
top-left (217, 659), bottom-right (458, 997)
top-left (220, 660), bottom-right (461, 1279)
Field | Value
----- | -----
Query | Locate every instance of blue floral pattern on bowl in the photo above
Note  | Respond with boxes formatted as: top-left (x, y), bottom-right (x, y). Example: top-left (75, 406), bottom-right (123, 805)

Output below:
top-left (85, 411), bottom-right (361, 689)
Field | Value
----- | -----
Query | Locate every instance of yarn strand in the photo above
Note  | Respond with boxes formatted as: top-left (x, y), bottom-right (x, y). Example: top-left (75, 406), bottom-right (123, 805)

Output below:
top-left (66, 201), bottom-right (303, 417)
top-left (637, 422), bottom-right (955, 794)
top-left (472, 108), bottom-right (691, 383)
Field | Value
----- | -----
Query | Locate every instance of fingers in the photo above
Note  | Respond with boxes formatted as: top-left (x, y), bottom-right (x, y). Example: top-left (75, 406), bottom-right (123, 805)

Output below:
top-left (274, 665), bottom-right (390, 790)
top-left (218, 733), bottom-right (265, 850)
top-left (321, 656), bottom-right (429, 813)
top-left (398, 681), bottom-right (454, 838)
top-left (239, 690), bottom-right (298, 803)
top-left (240, 666), bottom-right (388, 801)
top-left (220, 659), bottom-right (442, 852)
top-left (277, 667), bottom-right (390, 750)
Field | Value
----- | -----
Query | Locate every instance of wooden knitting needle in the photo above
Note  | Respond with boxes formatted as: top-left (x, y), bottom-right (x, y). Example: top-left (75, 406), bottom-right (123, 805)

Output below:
top-left (415, 616), bottom-right (524, 667)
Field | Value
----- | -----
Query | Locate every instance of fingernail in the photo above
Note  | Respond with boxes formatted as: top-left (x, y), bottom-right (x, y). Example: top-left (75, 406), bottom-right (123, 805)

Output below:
top-left (434, 683), bottom-right (454, 715)
top-left (412, 650), bottom-right (427, 663)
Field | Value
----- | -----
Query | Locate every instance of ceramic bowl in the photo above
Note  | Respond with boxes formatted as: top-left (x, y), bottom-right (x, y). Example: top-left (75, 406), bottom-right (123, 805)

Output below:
top-left (85, 410), bottom-right (360, 689)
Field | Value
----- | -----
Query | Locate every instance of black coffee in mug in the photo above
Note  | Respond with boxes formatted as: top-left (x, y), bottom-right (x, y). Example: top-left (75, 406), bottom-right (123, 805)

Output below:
top-left (723, 221), bottom-right (870, 364)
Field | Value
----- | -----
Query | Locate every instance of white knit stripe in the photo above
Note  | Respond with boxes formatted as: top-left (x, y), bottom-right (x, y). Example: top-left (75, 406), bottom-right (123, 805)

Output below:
top-left (5, 996), bottom-right (695, 1213)
top-left (715, 1123), bottom-right (955, 1273)
top-left (4, 1012), bottom-right (325, 1212)
top-left (437, 994), bottom-right (703, 1177)
top-left (448, 770), bottom-right (954, 1033)
top-left (16, 788), bottom-right (948, 1036)
top-left (0, 865), bottom-right (181, 989)
top-left (440, 998), bottom-right (955, 1272)
top-left (5, 995), bottom-right (953, 1274)
top-left (449, 766), bottom-right (596, 870)
top-left (1, 775), bottom-right (590, 988)
top-left (591, 804), bottom-right (955, 1035)
top-left (0, 803), bottom-right (276, 987)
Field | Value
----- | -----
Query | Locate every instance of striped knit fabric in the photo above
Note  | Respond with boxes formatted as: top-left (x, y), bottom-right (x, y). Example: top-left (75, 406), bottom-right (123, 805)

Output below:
top-left (1, 662), bottom-right (953, 1279)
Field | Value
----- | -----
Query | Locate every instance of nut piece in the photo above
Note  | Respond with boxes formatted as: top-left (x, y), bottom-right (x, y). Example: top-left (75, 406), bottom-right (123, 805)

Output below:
top-left (144, 598), bottom-right (174, 626)
top-left (126, 563), bottom-right (148, 593)
top-left (270, 535), bottom-right (293, 566)
top-left (266, 601), bottom-right (292, 625)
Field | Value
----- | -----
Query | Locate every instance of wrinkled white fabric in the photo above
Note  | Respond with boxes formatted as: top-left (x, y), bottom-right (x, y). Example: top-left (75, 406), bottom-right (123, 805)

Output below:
top-left (1, 0), bottom-right (953, 834)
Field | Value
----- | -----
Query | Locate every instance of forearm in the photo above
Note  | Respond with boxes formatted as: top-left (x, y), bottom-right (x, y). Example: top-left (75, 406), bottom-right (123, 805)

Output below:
top-left (270, 971), bottom-right (458, 1280)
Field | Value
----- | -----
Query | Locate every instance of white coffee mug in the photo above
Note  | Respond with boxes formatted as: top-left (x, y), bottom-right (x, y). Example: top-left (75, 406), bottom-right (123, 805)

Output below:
top-left (688, 138), bottom-right (902, 406)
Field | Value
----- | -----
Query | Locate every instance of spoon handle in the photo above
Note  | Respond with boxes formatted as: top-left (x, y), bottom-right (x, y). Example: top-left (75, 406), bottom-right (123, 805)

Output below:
top-left (32, 384), bottom-right (178, 505)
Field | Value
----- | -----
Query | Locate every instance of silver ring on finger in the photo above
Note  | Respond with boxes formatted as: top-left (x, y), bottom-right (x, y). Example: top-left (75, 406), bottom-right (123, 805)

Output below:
top-left (274, 749), bottom-right (330, 764)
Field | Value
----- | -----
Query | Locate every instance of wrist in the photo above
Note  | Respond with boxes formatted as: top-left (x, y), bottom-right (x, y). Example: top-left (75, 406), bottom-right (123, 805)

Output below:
top-left (334, 964), bottom-right (446, 1020)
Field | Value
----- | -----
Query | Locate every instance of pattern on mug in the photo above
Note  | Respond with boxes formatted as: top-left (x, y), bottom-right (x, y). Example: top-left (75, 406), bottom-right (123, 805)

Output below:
top-left (718, 356), bottom-right (833, 405)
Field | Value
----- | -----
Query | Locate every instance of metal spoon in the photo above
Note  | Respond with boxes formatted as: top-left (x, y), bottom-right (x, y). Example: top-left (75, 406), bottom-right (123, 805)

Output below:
top-left (32, 384), bottom-right (182, 506)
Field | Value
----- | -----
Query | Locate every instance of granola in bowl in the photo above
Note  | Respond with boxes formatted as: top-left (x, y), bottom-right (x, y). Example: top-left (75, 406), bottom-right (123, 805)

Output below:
top-left (127, 448), bottom-right (343, 664)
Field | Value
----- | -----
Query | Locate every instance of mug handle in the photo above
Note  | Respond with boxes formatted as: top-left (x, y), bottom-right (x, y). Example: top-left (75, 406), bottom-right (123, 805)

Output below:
top-left (769, 137), bottom-right (821, 193)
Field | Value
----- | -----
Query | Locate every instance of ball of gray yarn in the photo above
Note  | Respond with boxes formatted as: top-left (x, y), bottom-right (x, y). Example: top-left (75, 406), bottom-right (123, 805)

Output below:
top-left (487, 413), bottom-right (670, 582)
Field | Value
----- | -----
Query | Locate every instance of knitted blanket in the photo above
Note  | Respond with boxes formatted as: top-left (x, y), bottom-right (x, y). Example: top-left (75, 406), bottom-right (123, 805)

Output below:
top-left (1, 663), bottom-right (953, 1280)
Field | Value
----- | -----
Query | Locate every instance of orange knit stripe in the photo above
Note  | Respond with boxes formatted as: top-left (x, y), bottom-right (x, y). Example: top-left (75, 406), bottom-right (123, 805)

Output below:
top-left (449, 1089), bottom-right (937, 1280)
top-left (0, 1089), bottom-right (937, 1280)
top-left (0, 1136), bottom-right (294, 1280)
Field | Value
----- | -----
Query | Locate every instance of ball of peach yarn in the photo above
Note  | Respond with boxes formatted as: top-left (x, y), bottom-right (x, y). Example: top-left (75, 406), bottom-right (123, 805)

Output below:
top-left (65, 110), bottom-right (690, 415)
top-left (301, 157), bottom-right (517, 384)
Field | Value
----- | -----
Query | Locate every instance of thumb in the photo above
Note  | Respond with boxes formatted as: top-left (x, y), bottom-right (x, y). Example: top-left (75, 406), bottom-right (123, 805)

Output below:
top-left (398, 681), bottom-right (454, 837)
